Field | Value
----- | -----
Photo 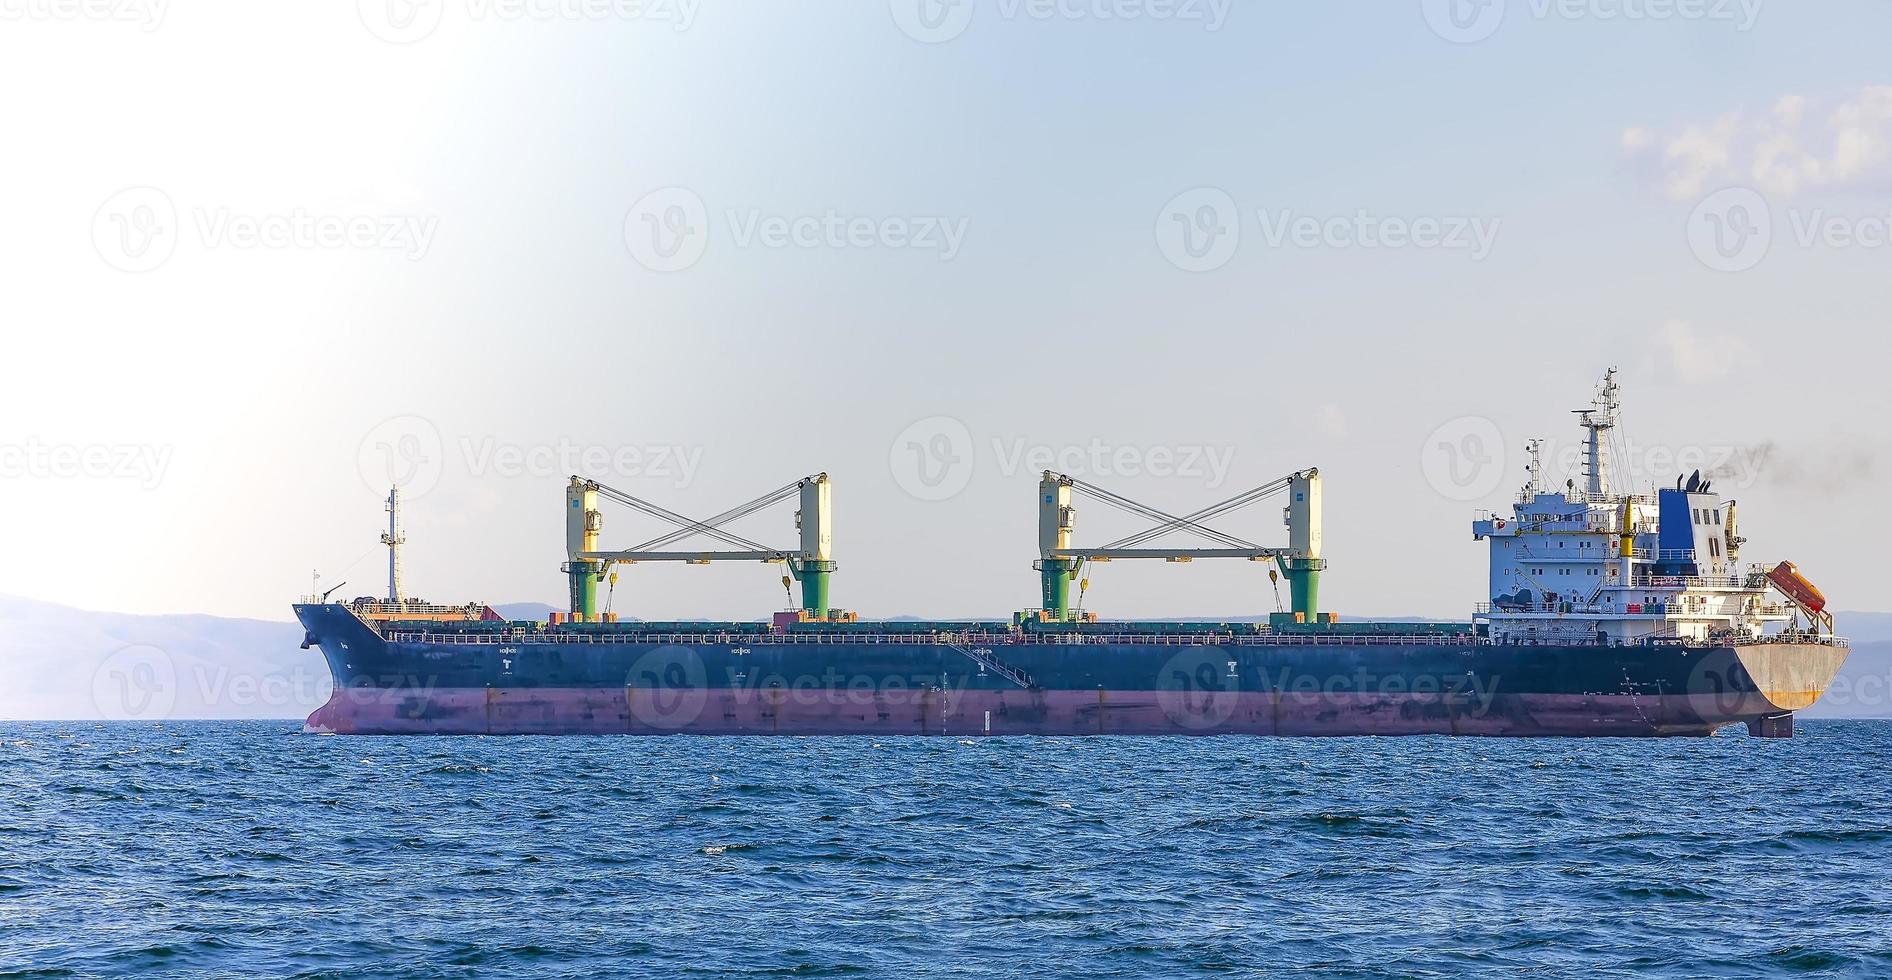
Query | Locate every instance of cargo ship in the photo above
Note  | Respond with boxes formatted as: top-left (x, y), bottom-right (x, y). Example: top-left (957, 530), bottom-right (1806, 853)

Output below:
top-left (297, 372), bottom-right (1848, 737)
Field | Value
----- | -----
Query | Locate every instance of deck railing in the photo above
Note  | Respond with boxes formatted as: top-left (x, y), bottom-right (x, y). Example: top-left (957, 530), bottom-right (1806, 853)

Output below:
top-left (384, 630), bottom-right (1476, 648)
top-left (381, 628), bottom-right (1844, 650)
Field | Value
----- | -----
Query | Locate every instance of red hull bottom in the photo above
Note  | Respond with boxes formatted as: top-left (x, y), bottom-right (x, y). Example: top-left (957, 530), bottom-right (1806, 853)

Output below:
top-left (304, 687), bottom-right (1771, 737)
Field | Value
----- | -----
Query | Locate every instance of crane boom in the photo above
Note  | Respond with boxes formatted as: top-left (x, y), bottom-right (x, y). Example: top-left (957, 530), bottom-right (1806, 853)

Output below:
top-left (1034, 468), bottom-right (1325, 621)
top-left (564, 473), bottom-right (836, 619)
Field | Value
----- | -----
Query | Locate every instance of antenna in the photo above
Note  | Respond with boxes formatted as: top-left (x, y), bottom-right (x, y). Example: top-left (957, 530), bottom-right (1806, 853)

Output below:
top-left (381, 485), bottom-right (406, 603)
top-left (1524, 438), bottom-right (1545, 494)
top-left (1575, 368), bottom-right (1620, 498)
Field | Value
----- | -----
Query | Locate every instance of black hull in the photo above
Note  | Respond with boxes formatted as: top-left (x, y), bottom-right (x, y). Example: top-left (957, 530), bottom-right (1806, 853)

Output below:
top-left (294, 605), bottom-right (1846, 738)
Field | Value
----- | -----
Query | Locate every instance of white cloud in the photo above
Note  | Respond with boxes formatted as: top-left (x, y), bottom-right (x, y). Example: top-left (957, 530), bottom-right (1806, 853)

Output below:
top-left (1647, 320), bottom-right (1752, 384)
top-left (1624, 86), bottom-right (1892, 200)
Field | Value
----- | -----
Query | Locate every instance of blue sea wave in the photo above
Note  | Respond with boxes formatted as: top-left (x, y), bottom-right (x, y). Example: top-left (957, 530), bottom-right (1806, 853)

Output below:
top-left (2, 721), bottom-right (1890, 978)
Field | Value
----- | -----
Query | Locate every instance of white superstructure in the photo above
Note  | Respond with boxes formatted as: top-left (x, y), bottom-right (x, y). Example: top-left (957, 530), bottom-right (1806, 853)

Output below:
top-left (1472, 371), bottom-right (1797, 646)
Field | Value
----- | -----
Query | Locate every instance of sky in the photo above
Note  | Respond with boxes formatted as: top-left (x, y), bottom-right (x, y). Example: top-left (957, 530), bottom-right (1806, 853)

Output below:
top-left (1, 0), bottom-right (1888, 623)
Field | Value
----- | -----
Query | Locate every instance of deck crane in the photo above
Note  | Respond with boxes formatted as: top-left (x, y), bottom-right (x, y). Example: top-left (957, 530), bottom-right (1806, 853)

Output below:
top-left (1034, 468), bottom-right (1325, 621)
top-left (563, 474), bottom-right (835, 620)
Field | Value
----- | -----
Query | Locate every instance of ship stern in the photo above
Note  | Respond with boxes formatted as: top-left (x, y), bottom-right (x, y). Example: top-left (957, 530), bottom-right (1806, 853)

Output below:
top-left (1687, 641), bottom-right (1850, 739)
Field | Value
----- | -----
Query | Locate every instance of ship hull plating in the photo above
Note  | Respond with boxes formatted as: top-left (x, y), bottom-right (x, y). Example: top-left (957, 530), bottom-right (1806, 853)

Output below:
top-left (295, 605), bottom-right (1844, 738)
top-left (303, 687), bottom-right (1798, 738)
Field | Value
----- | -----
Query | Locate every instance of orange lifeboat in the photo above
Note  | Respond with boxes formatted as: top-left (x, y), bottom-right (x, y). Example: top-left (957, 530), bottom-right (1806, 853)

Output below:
top-left (1767, 561), bottom-right (1828, 615)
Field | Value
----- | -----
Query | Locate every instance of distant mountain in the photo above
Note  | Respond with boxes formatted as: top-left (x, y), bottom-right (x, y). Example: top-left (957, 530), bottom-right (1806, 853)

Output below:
top-left (494, 602), bottom-right (562, 621)
top-left (1805, 641), bottom-right (1892, 720)
top-left (1835, 612), bottom-right (1892, 644)
top-left (0, 595), bottom-right (317, 722)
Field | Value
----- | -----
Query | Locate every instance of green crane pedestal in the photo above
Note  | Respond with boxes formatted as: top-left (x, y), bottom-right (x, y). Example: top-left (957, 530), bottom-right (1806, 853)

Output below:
top-left (1038, 558), bottom-right (1079, 621)
top-left (796, 560), bottom-right (836, 619)
top-left (1278, 556), bottom-right (1323, 620)
top-left (568, 560), bottom-right (602, 619)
